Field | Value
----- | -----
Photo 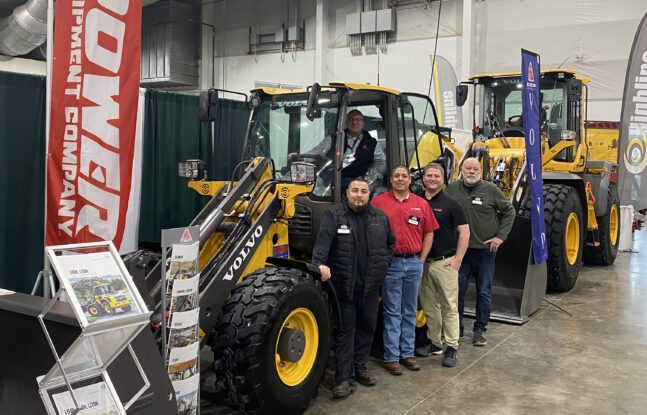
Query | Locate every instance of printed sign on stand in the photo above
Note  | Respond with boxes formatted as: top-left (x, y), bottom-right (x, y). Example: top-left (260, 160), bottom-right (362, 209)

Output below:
top-left (52, 379), bottom-right (121, 415)
top-left (39, 241), bottom-right (152, 415)
top-left (161, 227), bottom-right (201, 415)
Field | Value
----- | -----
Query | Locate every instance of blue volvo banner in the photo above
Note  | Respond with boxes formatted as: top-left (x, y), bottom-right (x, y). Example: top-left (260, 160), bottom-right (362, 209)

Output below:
top-left (521, 49), bottom-right (548, 264)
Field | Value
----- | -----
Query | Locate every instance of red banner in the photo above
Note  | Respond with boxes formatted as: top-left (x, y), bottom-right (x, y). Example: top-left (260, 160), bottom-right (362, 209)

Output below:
top-left (46, 0), bottom-right (142, 250)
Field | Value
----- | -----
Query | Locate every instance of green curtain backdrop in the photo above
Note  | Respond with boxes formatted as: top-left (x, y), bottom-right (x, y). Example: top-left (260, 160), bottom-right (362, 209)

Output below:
top-left (0, 74), bottom-right (248, 292)
top-left (211, 99), bottom-right (249, 180)
top-left (0, 71), bottom-right (46, 294)
top-left (137, 90), bottom-right (248, 244)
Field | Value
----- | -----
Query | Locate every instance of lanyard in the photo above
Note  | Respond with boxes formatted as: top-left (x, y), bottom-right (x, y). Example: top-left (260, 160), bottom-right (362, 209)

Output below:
top-left (345, 133), bottom-right (363, 154)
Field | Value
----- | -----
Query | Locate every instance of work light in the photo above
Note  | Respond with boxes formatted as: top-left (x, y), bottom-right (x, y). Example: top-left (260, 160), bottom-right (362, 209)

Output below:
top-left (290, 162), bottom-right (316, 184)
top-left (178, 159), bottom-right (206, 179)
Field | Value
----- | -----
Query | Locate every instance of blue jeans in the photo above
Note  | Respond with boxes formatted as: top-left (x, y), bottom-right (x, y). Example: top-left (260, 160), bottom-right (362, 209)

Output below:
top-left (458, 248), bottom-right (496, 332)
top-left (382, 256), bottom-right (424, 362)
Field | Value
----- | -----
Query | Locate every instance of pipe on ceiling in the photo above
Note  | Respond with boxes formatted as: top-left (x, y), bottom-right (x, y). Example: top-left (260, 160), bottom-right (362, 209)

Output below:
top-left (0, 0), bottom-right (47, 57)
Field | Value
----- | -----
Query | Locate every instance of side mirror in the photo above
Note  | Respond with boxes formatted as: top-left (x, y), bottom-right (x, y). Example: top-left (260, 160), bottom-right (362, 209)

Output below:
top-left (306, 83), bottom-right (321, 121)
top-left (566, 79), bottom-right (582, 102)
top-left (456, 84), bottom-right (468, 107)
top-left (199, 89), bottom-right (219, 121)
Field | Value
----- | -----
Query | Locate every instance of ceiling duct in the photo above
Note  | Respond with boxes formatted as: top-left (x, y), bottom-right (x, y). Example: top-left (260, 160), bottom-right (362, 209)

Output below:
top-left (0, 0), bottom-right (47, 57)
top-left (140, 0), bottom-right (201, 88)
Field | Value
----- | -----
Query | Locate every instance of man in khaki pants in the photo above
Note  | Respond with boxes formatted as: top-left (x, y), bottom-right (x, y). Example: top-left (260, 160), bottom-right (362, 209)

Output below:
top-left (416, 163), bottom-right (469, 367)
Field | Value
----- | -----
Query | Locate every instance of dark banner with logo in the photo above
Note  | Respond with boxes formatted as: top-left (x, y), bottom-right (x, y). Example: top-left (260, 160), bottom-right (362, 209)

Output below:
top-left (618, 12), bottom-right (647, 211)
top-left (431, 55), bottom-right (463, 129)
top-left (521, 49), bottom-right (548, 264)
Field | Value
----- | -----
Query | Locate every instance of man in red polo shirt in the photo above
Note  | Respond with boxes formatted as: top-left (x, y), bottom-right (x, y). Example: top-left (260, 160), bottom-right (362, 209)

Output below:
top-left (372, 164), bottom-right (438, 375)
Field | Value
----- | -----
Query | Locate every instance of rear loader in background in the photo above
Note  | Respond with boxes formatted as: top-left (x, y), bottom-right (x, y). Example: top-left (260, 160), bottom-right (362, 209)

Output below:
top-left (455, 70), bottom-right (620, 322)
top-left (125, 82), bottom-right (454, 414)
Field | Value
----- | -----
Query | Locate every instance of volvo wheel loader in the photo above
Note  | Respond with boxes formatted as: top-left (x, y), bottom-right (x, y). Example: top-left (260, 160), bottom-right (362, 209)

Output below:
top-left (125, 82), bottom-right (453, 414)
top-left (455, 70), bottom-right (620, 302)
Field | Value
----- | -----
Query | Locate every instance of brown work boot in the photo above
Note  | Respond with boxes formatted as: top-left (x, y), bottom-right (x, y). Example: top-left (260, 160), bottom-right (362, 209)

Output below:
top-left (332, 380), bottom-right (355, 399)
top-left (355, 370), bottom-right (377, 386)
top-left (384, 361), bottom-right (402, 375)
top-left (401, 357), bottom-right (421, 371)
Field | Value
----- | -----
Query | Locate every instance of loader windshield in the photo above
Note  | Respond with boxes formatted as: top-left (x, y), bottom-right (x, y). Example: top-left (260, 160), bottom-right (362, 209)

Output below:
top-left (477, 76), bottom-right (568, 143)
top-left (248, 92), bottom-right (340, 197)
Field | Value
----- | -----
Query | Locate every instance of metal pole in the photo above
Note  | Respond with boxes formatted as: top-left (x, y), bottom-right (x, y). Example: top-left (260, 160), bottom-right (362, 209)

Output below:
top-left (42, 0), bottom-right (55, 298)
top-left (161, 247), bottom-right (168, 361)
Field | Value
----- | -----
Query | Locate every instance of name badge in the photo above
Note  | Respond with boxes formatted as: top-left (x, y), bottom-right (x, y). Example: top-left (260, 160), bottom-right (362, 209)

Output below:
top-left (337, 225), bottom-right (351, 234)
top-left (472, 197), bottom-right (483, 205)
top-left (408, 215), bottom-right (420, 226)
top-left (344, 154), bottom-right (356, 164)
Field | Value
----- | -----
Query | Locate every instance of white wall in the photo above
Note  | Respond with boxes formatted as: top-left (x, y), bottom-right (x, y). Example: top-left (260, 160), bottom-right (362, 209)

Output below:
top-left (202, 0), bottom-right (463, 96)
top-left (0, 56), bottom-right (45, 75)
top-left (201, 0), bottom-right (647, 122)
top-left (471, 0), bottom-right (645, 120)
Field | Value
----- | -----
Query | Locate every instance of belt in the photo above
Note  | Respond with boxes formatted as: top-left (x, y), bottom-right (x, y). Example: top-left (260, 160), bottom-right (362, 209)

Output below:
top-left (426, 253), bottom-right (456, 262)
top-left (394, 253), bottom-right (420, 258)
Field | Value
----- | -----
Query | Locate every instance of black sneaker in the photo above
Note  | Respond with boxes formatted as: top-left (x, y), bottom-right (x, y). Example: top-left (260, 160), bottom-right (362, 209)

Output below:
top-left (414, 342), bottom-right (443, 357)
top-left (473, 328), bottom-right (487, 346)
top-left (442, 346), bottom-right (457, 367)
top-left (332, 380), bottom-right (356, 398)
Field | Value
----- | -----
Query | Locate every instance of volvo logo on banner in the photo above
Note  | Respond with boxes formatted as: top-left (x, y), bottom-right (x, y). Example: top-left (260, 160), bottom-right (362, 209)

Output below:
top-left (521, 49), bottom-right (548, 264)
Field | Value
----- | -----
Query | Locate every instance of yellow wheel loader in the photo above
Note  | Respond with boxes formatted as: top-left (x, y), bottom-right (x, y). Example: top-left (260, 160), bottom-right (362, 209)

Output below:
top-left (455, 70), bottom-right (620, 298)
top-left (125, 82), bottom-right (451, 414)
top-left (82, 282), bottom-right (132, 316)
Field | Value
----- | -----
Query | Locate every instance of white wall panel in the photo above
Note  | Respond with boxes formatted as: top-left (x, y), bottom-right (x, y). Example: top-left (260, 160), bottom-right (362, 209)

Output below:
top-left (200, 0), bottom-right (647, 120)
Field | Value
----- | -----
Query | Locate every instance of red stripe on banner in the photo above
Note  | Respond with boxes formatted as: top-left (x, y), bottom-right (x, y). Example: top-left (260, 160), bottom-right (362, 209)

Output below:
top-left (46, 0), bottom-right (143, 250)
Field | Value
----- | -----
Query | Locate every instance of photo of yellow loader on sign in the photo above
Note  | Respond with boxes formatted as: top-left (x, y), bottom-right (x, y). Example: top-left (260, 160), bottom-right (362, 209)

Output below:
top-left (55, 251), bottom-right (141, 325)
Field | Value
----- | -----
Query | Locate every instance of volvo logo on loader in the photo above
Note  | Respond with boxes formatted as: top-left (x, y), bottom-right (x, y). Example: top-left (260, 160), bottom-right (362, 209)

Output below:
top-left (223, 225), bottom-right (264, 280)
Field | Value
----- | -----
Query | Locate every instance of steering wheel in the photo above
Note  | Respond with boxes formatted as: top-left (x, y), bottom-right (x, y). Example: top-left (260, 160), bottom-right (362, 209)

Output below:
top-left (507, 115), bottom-right (523, 127)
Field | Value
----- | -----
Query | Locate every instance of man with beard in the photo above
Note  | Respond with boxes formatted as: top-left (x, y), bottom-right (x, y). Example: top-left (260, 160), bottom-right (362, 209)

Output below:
top-left (445, 157), bottom-right (514, 347)
top-left (313, 178), bottom-right (395, 398)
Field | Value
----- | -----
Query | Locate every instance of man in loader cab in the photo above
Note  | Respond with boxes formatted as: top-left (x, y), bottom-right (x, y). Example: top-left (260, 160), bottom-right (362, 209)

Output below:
top-left (299, 109), bottom-right (387, 192)
top-left (312, 178), bottom-right (395, 398)
top-left (445, 157), bottom-right (514, 347)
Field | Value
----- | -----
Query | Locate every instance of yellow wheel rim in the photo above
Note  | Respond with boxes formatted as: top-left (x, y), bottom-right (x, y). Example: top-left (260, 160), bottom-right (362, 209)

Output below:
top-left (565, 212), bottom-right (580, 265)
top-left (275, 308), bottom-right (318, 386)
top-left (609, 204), bottom-right (619, 245)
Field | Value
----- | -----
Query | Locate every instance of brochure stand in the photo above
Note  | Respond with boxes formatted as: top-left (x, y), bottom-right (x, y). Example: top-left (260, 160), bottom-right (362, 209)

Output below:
top-left (161, 226), bottom-right (201, 415)
top-left (36, 241), bottom-right (152, 415)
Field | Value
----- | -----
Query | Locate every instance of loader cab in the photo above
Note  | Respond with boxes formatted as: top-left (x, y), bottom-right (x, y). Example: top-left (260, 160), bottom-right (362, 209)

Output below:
top-left (243, 83), bottom-right (443, 257)
top-left (469, 70), bottom-right (585, 165)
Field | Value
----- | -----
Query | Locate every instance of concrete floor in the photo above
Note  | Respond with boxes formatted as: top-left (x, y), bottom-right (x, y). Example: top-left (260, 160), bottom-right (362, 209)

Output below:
top-left (201, 230), bottom-right (647, 414)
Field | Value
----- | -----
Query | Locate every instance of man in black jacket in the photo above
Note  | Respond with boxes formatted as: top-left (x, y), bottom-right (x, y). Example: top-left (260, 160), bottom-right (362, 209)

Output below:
top-left (296, 109), bottom-right (387, 192)
top-left (313, 178), bottom-right (396, 398)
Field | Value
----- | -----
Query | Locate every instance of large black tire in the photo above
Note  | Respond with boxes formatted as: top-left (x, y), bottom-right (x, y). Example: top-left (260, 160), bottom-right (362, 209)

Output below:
top-left (543, 184), bottom-right (584, 292)
top-left (583, 184), bottom-right (620, 265)
top-left (212, 267), bottom-right (331, 415)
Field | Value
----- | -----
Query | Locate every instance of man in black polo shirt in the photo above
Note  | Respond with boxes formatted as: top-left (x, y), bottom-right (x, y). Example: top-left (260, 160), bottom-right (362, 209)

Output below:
top-left (416, 162), bottom-right (469, 367)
